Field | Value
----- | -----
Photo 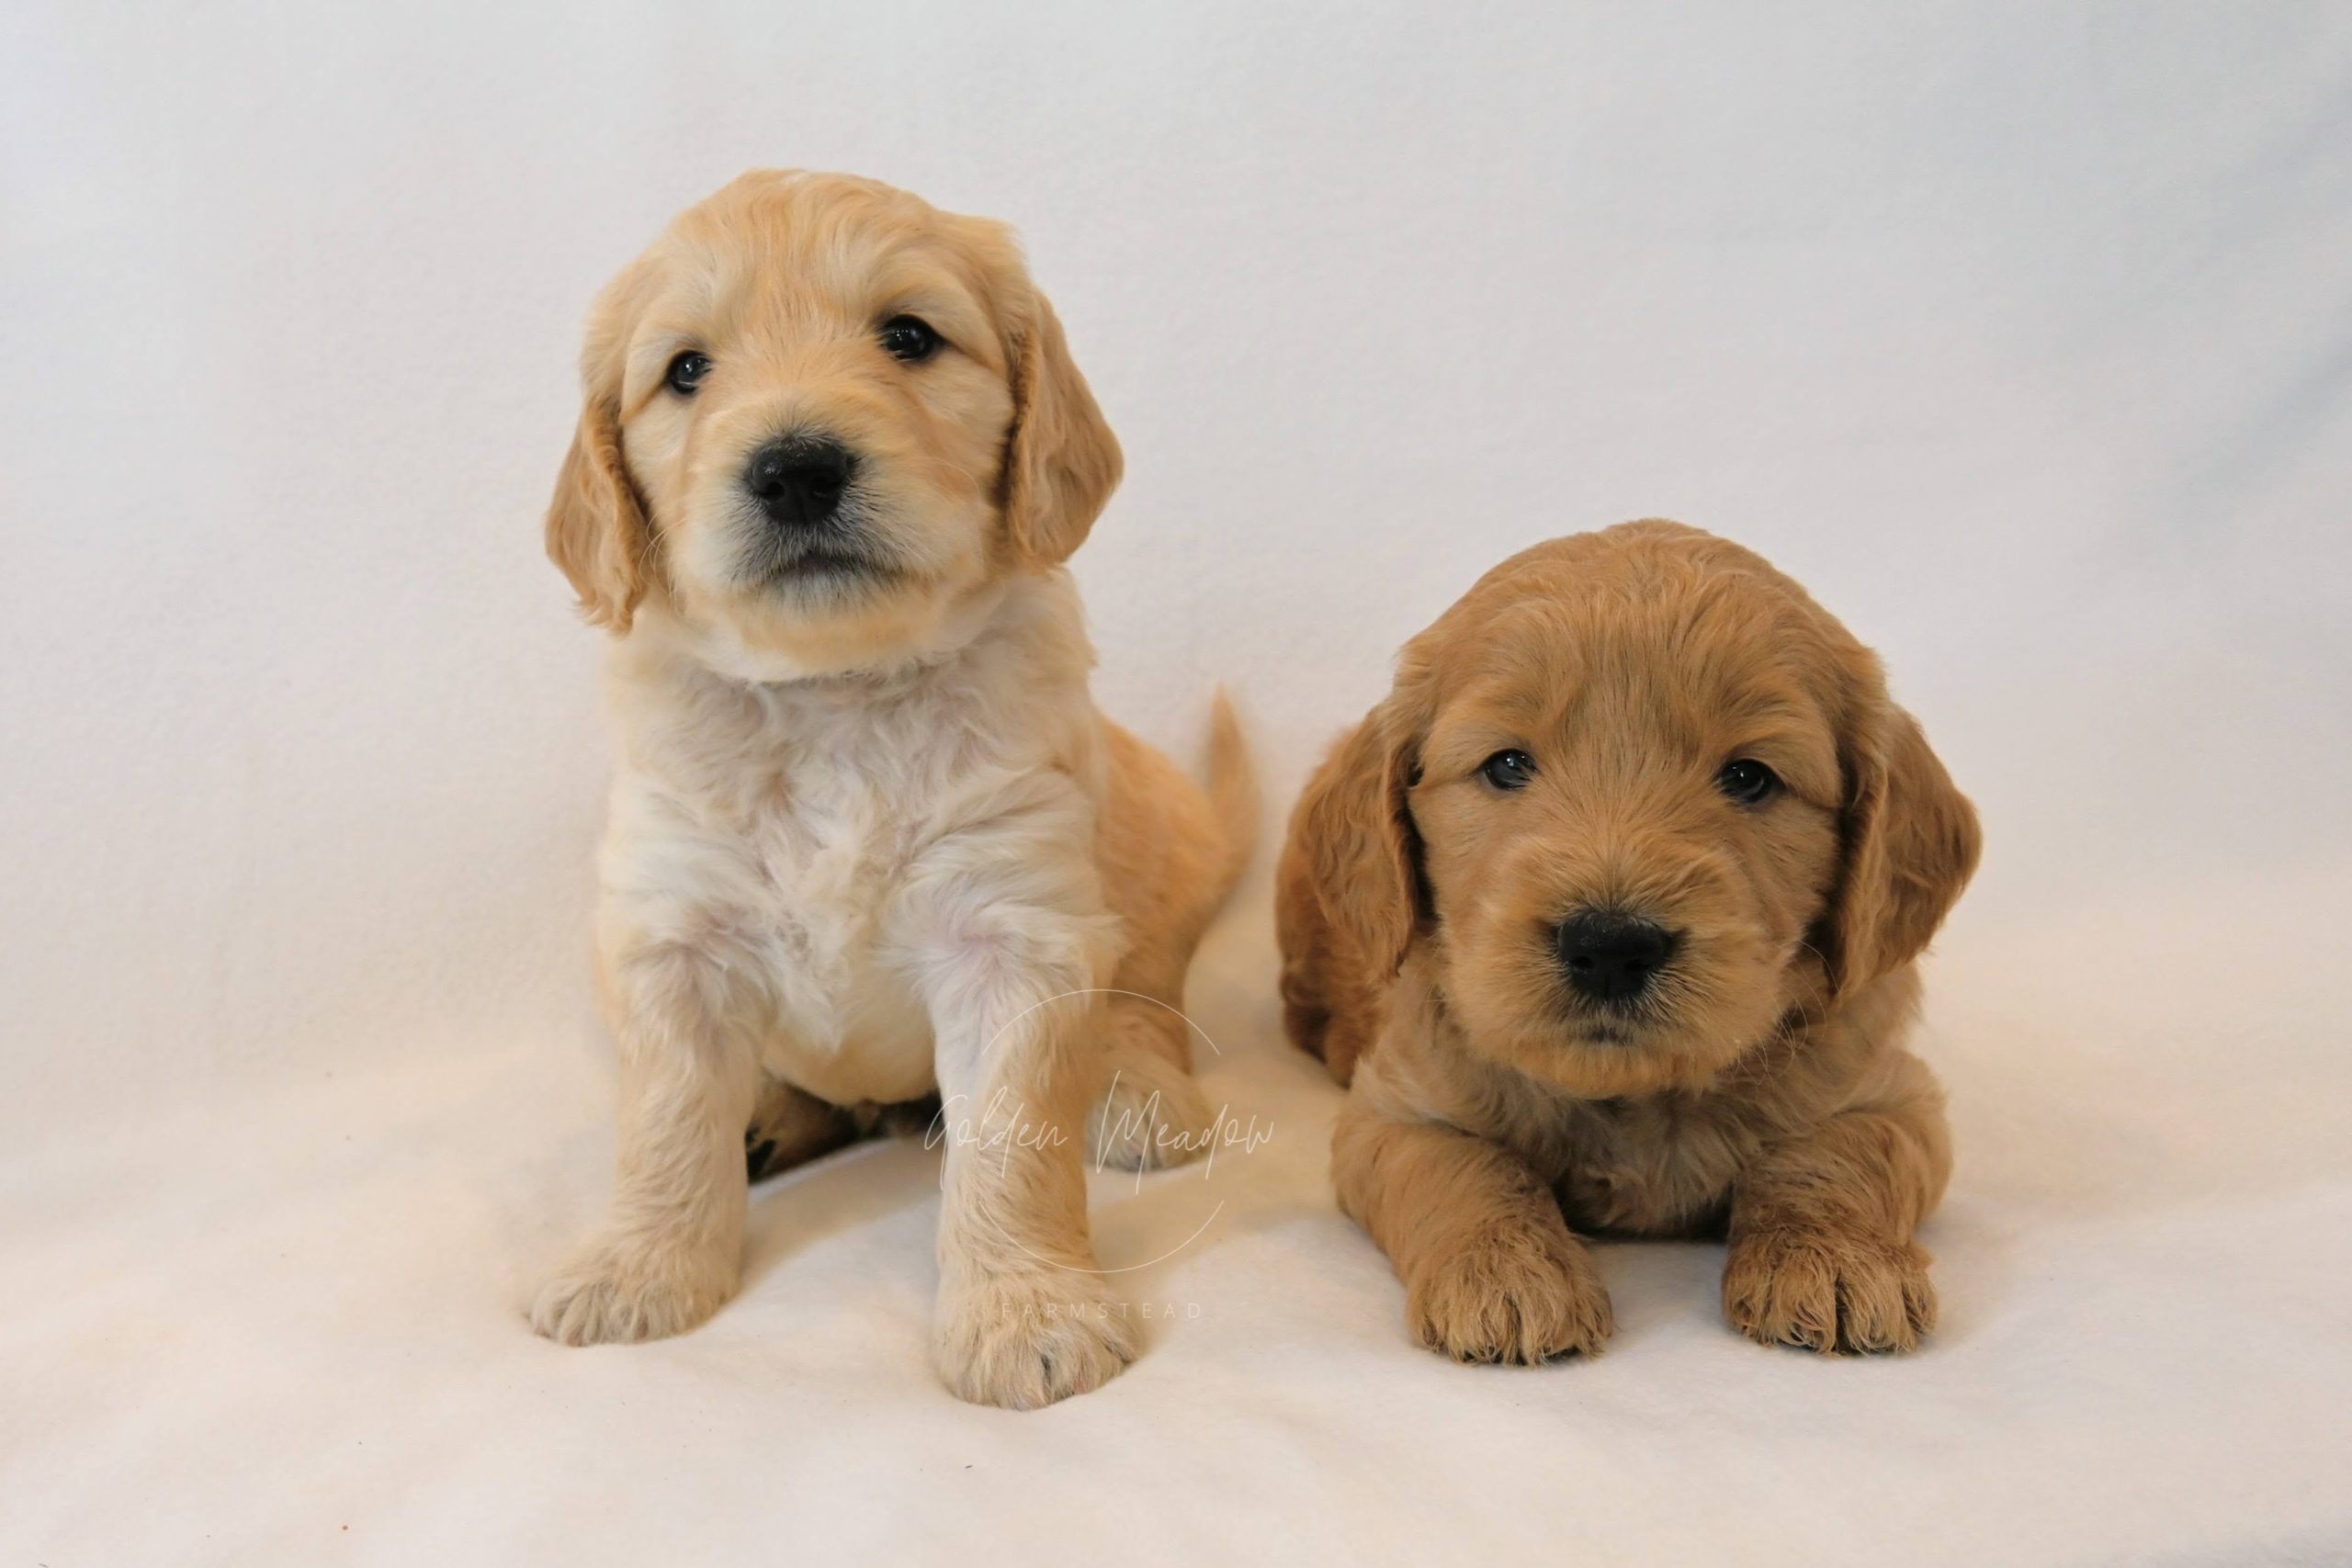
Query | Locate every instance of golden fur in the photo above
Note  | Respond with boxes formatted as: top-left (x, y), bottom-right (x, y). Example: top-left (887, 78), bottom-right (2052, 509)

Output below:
top-left (1278, 521), bottom-right (1979, 1359)
top-left (528, 171), bottom-right (1254, 1408)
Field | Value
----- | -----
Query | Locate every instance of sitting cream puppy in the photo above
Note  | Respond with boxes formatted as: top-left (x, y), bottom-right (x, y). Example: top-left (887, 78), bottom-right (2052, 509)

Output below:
top-left (528, 171), bottom-right (1251, 1409)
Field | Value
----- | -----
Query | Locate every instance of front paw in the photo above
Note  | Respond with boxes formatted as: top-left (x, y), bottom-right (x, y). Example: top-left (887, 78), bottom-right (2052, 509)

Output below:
top-left (933, 1271), bottom-right (1138, 1409)
top-left (1405, 1220), bottom-right (1614, 1365)
top-left (1723, 1227), bottom-right (1936, 1353)
top-left (528, 1234), bottom-right (740, 1346)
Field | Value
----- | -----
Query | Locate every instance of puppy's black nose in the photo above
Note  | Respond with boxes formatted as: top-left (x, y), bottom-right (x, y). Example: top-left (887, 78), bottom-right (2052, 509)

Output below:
top-left (743, 435), bottom-right (854, 527)
top-left (1555, 909), bottom-right (1679, 1005)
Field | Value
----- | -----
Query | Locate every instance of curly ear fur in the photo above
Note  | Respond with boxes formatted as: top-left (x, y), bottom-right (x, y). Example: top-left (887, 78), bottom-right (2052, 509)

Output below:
top-left (546, 266), bottom-right (656, 632)
top-left (1296, 686), bottom-right (1430, 980)
top-left (1822, 685), bottom-right (1982, 998)
top-left (991, 252), bottom-right (1122, 566)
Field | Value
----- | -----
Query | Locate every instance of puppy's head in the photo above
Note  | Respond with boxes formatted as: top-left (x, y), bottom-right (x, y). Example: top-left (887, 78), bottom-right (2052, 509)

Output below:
top-left (1302, 522), bottom-right (1980, 1096)
top-left (547, 170), bottom-right (1120, 677)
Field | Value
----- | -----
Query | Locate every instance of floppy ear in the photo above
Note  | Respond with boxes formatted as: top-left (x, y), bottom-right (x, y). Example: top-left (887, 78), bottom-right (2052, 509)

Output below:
top-left (546, 272), bottom-right (654, 632)
top-left (999, 276), bottom-right (1122, 566)
top-left (1296, 690), bottom-right (1429, 978)
top-left (1821, 693), bottom-right (1983, 999)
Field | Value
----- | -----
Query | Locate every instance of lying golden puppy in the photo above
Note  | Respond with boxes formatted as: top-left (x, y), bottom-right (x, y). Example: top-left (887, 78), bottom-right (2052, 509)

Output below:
top-left (1278, 522), bottom-right (1979, 1361)
top-left (529, 171), bottom-right (1252, 1408)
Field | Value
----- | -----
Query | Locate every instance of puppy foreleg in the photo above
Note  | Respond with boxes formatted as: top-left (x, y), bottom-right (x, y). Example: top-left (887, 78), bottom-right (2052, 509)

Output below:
top-left (1334, 1098), bottom-right (1612, 1364)
top-left (919, 918), bottom-right (1138, 1409)
top-left (531, 944), bottom-right (759, 1346)
top-left (1722, 1100), bottom-right (1951, 1353)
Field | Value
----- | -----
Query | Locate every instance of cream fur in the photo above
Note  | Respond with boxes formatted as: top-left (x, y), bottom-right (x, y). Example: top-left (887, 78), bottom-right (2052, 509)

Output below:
top-left (527, 171), bottom-right (1253, 1409)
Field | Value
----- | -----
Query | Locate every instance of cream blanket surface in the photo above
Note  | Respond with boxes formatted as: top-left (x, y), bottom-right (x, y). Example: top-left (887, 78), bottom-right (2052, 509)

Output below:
top-left (7, 879), bottom-right (2349, 1563)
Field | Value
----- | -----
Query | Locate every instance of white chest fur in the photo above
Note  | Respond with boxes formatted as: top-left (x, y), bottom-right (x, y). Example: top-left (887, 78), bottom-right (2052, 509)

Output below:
top-left (592, 574), bottom-right (1107, 1106)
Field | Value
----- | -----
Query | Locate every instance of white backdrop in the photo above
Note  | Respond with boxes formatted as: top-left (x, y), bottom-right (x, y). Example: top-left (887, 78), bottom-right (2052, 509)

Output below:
top-left (5, 4), bottom-right (2349, 1563)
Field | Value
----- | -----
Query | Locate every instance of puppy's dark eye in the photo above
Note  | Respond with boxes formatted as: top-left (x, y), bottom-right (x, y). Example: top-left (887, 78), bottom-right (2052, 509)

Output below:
top-left (1480, 750), bottom-right (1538, 791)
top-left (1717, 758), bottom-right (1780, 806)
top-left (663, 351), bottom-right (712, 395)
top-left (878, 315), bottom-right (944, 364)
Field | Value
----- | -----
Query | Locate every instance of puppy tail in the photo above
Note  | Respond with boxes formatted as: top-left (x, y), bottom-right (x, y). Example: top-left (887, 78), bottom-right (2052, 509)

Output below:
top-left (1202, 686), bottom-right (1261, 905)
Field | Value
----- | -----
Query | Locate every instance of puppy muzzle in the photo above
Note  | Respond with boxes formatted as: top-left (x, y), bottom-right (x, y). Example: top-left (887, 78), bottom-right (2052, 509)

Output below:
top-left (743, 433), bottom-right (856, 530)
top-left (1554, 908), bottom-right (1682, 1007)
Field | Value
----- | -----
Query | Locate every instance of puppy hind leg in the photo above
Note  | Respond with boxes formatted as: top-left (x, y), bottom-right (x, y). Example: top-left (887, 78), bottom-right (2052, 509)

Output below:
top-left (1086, 987), bottom-right (1216, 1173)
top-left (1084, 715), bottom-right (1234, 1170)
top-left (743, 1074), bottom-right (862, 1182)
